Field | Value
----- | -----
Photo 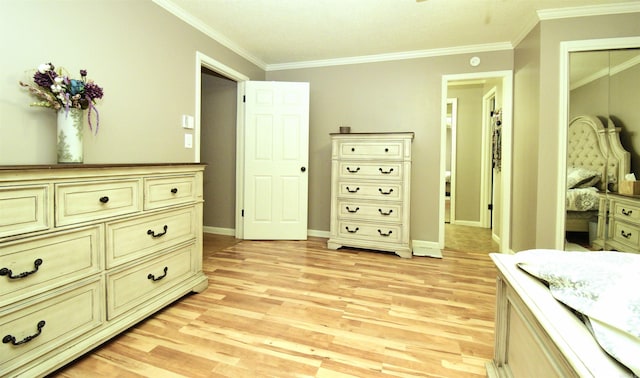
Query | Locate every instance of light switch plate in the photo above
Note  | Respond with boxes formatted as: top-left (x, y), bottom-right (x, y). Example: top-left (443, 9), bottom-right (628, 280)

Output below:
top-left (182, 115), bottom-right (195, 129)
top-left (184, 133), bottom-right (193, 148)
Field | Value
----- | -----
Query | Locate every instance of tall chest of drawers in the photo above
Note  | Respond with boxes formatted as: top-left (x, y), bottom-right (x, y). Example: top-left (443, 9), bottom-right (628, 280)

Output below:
top-left (327, 133), bottom-right (414, 258)
top-left (0, 164), bottom-right (208, 377)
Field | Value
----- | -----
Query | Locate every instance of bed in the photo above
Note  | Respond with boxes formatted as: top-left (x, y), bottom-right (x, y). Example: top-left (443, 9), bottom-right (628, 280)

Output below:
top-left (565, 115), bottom-right (630, 232)
top-left (487, 250), bottom-right (639, 377)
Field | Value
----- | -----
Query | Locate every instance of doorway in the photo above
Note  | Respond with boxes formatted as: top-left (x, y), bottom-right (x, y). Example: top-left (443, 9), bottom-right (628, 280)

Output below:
top-left (440, 71), bottom-right (513, 254)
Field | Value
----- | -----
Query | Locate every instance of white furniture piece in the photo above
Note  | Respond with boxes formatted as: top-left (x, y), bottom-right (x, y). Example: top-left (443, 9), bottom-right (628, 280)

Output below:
top-left (487, 253), bottom-right (631, 377)
top-left (598, 192), bottom-right (640, 253)
top-left (327, 132), bottom-right (414, 258)
top-left (0, 164), bottom-right (208, 377)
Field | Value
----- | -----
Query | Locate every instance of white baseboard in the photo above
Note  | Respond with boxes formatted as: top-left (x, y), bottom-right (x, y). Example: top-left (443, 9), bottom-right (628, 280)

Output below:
top-left (203, 227), bottom-right (330, 239)
top-left (203, 226), bottom-right (235, 236)
top-left (411, 239), bottom-right (443, 258)
top-left (452, 220), bottom-right (483, 227)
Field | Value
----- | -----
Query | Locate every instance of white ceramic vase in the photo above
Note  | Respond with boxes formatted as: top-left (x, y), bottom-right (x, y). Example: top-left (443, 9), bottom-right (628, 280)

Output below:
top-left (56, 108), bottom-right (84, 163)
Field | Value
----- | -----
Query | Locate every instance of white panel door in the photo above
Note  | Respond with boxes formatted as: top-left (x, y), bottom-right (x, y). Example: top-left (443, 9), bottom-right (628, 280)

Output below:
top-left (243, 81), bottom-right (309, 239)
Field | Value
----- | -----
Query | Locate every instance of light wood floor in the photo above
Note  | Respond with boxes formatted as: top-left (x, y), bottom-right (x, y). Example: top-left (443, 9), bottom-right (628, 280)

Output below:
top-left (53, 229), bottom-right (498, 377)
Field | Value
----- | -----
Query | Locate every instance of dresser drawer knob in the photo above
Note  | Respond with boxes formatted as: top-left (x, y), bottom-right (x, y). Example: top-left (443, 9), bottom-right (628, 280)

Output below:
top-left (622, 208), bottom-right (633, 216)
top-left (346, 206), bottom-right (359, 213)
top-left (621, 230), bottom-right (633, 239)
top-left (147, 225), bottom-right (168, 238)
top-left (378, 188), bottom-right (394, 195)
top-left (378, 209), bottom-right (393, 216)
top-left (3, 320), bottom-right (46, 346)
top-left (346, 167), bottom-right (360, 173)
top-left (170, 188), bottom-right (178, 194)
top-left (148, 266), bottom-right (168, 281)
top-left (378, 229), bottom-right (393, 237)
top-left (345, 226), bottom-right (359, 233)
top-left (379, 168), bottom-right (394, 174)
top-left (0, 258), bottom-right (43, 280)
top-left (384, 148), bottom-right (389, 152)
top-left (99, 196), bottom-right (109, 203)
top-left (346, 186), bottom-right (360, 193)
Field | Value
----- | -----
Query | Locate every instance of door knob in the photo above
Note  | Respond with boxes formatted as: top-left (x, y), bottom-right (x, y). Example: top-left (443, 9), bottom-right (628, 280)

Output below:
top-left (301, 166), bottom-right (306, 172)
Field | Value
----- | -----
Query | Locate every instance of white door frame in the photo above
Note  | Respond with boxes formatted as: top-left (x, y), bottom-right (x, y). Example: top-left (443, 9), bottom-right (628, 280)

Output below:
top-left (194, 51), bottom-right (250, 238)
top-left (446, 98), bottom-right (458, 225)
top-left (440, 70), bottom-right (513, 254)
top-left (556, 37), bottom-right (640, 249)
top-left (481, 87), bottom-right (497, 229)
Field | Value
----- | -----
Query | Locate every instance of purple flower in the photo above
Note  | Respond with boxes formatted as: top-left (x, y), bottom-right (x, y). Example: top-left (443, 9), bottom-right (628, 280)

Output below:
top-left (33, 70), bottom-right (56, 88)
top-left (85, 82), bottom-right (104, 100)
top-left (80, 69), bottom-right (87, 77)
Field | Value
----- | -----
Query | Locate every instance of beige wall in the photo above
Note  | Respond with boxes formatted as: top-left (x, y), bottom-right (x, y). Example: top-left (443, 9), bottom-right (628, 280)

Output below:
top-left (447, 85), bottom-right (484, 223)
top-left (512, 24), bottom-right (541, 252)
top-left (0, 0), bottom-right (264, 165)
top-left (266, 51), bottom-right (513, 241)
top-left (510, 12), bottom-right (640, 251)
top-left (201, 72), bottom-right (237, 230)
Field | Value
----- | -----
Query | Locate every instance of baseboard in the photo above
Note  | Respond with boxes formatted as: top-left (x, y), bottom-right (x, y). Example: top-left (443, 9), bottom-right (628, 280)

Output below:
top-left (203, 226), bottom-right (235, 236)
top-left (452, 220), bottom-right (483, 227)
top-left (203, 226), bottom-right (330, 239)
top-left (411, 239), bottom-right (443, 258)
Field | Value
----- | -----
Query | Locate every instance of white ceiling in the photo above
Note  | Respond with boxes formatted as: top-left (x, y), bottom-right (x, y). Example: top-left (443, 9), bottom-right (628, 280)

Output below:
top-left (154, 0), bottom-right (640, 70)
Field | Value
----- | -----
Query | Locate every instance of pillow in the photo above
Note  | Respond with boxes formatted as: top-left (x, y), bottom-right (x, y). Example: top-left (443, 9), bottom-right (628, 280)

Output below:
top-left (567, 167), bottom-right (601, 189)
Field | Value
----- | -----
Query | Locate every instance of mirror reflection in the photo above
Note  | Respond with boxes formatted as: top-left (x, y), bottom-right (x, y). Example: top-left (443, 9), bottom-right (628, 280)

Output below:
top-left (566, 48), bottom-right (640, 251)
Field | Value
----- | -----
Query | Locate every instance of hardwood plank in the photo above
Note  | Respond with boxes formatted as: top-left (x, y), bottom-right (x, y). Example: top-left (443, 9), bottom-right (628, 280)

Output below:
top-left (53, 232), bottom-right (497, 377)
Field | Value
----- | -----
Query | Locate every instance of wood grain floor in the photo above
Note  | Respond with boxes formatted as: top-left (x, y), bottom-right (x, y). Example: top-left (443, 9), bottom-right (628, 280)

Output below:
top-left (53, 231), bottom-right (498, 378)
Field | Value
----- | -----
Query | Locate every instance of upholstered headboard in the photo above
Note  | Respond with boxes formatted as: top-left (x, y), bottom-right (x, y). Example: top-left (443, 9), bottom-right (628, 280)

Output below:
top-left (567, 115), bottom-right (630, 192)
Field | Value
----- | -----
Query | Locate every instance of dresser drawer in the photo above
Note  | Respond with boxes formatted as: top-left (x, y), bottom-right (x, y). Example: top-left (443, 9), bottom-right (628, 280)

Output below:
top-left (612, 200), bottom-right (640, 223)
top-left (144, 174), bottom-right (197, 210)
top-left (337, 140), bottom-right (405, 160)
top-left (337, 221), bottom-right (403, 243)
top-left (0, 185), bottom-right (50, 238)
top-left (106, 243), bottom-right (196, 319)
top-left (0, 225), bottom-right (102, 306)
top-left (0, 278), bottom-right (103, 372)
top-left (610, 220), bottom-right (640, 249)
top-left (337, 200), bottom-right (402, 222)
top-left (337, 162), bottom-right (403, 181)
top-left (55, 179), bottom-right (141, 226)
top-left (338, 182), bottom-right (403, 201)
top-left (105, 206), bottom-right (197, 268)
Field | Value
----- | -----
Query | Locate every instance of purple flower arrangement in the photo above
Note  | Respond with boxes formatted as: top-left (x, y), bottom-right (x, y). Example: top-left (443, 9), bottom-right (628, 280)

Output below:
top-left (20, 62), bottom-right (104, 133)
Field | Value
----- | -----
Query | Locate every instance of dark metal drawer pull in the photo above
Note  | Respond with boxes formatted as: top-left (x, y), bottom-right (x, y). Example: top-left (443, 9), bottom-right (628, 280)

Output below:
top-left (384, 148), bottom-right (389, 152)
top-left (0, 258), bottom-right (43, 280)
top-left (170, 188), bottom-right (178, 194)
top-left (378, 188), bottom-right (394, 195)
top-left (346, 167), bottom-right (360, 173)
top-left (345, 226), bottom-right (359, 233)
top-left (622, 208), bottom-right (633, 216)
top-left (3, 320), bottom-right (46, 346)
top-left (346, 187), bottom-right (360, 193)
top-left (148, 266), bottom-right (168, 281)
top-left (147, 225), bottom-right (168, 238)
top-left (379, 168), bottom-right (394, 174)
top-left (378, 209), bottom-right (393, 216)
top-left (621, 230), bottom-right (632, 239)
top-left (378, 229), bottom-right (393, 237)
top-left (99, 196), bottom-right (109, 203)
top-left (346, 206), bottom-right (359, 213)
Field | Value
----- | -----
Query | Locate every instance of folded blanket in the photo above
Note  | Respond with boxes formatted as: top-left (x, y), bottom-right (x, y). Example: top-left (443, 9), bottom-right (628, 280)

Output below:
top-left (514, 250), bottom-right (640, 377)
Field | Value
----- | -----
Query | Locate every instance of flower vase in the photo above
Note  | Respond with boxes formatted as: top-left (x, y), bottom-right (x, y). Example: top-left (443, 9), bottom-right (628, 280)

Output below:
top-left (57, 108), bottom-right (84, 163)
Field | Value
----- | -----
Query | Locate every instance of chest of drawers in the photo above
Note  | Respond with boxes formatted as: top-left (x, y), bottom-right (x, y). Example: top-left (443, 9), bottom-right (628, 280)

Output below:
top-left (327, 133), bottom-right (414, 258)
top-left (597, 193), bottom-right (640, 253)
top-left (0, 164), bottom-right (208, 377)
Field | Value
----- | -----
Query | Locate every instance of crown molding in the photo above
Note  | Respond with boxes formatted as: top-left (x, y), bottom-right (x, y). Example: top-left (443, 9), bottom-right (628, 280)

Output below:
top-left (265, 42), bottom-right (513, 71)
top-left (538, 2), bottom-right (640, 20)
top-left (152, 0), bottom-right (267, 70)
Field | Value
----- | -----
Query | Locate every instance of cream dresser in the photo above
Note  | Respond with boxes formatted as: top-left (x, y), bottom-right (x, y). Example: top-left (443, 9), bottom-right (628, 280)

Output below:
top-left (0, 164), bottom-right (208, 377)
top-left (596, 193), bottom-right (640, 253)
top-left (327, 132), bottom-right (414, 258)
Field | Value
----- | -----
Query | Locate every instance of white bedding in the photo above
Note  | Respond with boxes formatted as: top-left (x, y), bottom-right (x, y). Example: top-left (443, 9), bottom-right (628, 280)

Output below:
top-left (514, 250), bottom-right (640, 376)
top-left (566, 187), bottom-right (600, 211)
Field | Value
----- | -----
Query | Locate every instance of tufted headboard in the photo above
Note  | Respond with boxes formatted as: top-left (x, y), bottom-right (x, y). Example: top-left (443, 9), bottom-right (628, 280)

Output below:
top-left (567, 115), bottom-right (630, 192)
